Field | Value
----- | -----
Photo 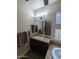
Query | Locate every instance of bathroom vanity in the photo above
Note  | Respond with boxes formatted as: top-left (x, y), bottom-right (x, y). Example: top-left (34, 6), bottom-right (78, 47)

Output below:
top-left (30, 35), bottom-right (50, 56)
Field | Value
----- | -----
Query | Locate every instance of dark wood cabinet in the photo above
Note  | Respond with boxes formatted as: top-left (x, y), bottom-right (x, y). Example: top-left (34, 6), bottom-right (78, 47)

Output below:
top-left (30, 38), bottom-right (50, 56)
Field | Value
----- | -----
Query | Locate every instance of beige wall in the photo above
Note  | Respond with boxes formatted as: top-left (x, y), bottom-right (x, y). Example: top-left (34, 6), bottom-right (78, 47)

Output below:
top-left (17, 0), bottom-right (35, 33)
top-left (34, 0), bottom-right (61, 37)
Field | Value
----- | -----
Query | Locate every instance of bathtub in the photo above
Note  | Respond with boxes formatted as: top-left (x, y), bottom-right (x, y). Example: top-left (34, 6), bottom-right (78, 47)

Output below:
top-left (52, 48), bottom-right (61, 59)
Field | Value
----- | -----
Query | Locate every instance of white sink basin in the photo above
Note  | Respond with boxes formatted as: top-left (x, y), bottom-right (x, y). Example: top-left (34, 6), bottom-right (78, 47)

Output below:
top-left (33, 36), bottom-right (45, 39)
top-left (52, 48), bottom-right (61, 59)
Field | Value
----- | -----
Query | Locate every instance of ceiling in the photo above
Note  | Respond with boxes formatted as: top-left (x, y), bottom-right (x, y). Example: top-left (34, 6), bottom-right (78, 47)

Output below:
top-left (25, 0), bottom-right (58, 10)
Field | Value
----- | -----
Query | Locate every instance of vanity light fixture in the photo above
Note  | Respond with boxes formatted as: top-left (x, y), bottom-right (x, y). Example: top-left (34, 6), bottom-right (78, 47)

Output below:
top-left (44, 0), bottom-right (48, 6)
top-left (25, 0), bottom-right (29, 1)
top-left (35, 12), bottom-right (48, 17)
top-left (40, 16), bottom-right (42, 19)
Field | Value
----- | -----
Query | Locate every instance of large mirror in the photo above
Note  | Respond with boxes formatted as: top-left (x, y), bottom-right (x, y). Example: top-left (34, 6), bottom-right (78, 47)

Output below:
top-left (33, 0), bottom-right (61, 38)
top-left (34, 13), bottom-right (51, 36)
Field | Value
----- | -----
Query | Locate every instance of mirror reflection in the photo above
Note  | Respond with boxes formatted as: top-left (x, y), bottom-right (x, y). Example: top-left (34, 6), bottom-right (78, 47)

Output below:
top-left (35, 14), bottom-right (51, 36)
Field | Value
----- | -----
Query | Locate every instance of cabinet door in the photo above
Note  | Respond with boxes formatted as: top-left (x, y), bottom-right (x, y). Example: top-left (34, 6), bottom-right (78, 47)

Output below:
top-left (30, 38), bottom-right (49, 55)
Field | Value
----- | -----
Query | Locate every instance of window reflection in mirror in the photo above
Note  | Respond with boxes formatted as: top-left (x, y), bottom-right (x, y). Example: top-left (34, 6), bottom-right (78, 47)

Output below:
top-left (55, 11), bottom-right (61, 40)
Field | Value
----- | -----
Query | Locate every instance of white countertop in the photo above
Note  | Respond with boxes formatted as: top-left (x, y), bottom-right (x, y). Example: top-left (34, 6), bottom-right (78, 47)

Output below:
top-left (31, 36), bottom-right (51, 44)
